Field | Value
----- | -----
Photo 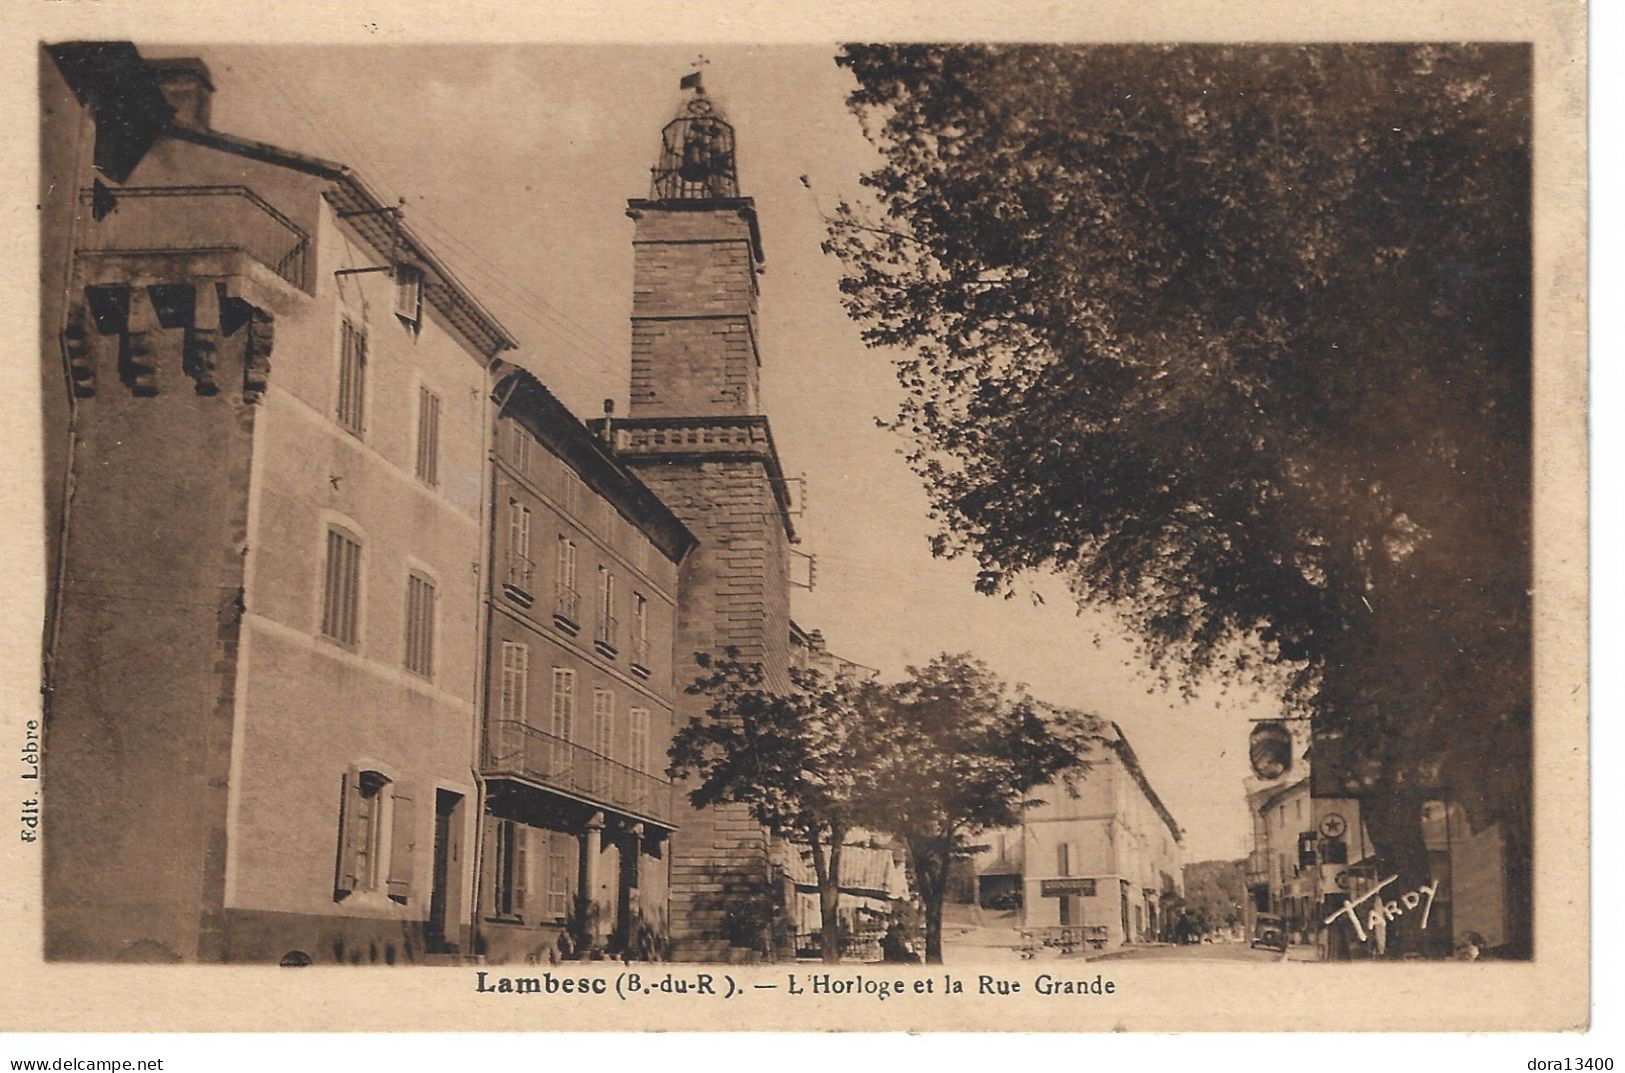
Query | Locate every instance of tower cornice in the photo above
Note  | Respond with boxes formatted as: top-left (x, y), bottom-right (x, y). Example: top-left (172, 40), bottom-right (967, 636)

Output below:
top-left (587, 414), bottom-right (796, 543)
top-left (626, 197), bottom-right (764, 264)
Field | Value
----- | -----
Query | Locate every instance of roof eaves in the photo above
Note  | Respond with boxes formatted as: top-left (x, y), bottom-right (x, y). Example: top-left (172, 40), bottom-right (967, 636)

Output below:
top-left (168, 126), bottom-right (518, 359)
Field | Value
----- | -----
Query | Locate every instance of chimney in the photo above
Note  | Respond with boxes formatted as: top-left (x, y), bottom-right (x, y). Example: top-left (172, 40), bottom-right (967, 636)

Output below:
top-left (148, 58), bottom-right (214, 129)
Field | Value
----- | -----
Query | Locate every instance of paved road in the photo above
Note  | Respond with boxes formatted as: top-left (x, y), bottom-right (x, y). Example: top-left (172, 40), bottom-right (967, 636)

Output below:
top-left (1087, 941), bottom-right (1312, 963)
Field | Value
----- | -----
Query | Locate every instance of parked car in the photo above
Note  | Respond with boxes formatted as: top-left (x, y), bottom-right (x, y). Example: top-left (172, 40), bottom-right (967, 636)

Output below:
top-left (1250, 913), bottom-right (1289, 952)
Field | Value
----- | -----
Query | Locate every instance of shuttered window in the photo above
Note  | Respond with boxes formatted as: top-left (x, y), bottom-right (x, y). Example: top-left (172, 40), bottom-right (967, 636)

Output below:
top-left (492, 819), bottom-right (527, 919)
top-left (546, 832), bottom-right (570, 918)
top-left (321, 527), bottom-right (362, 646)
top-left (335, 768), bottom-right (414, 903)
top-left (591, 689), bottom-right (614, 794)
top-left (499, 642), bottom-right (528, 723)
top-left (404, 573), bottom-right (435, 678)
top-left (554, 536), bottom-right (578, 620)
top-left (562, 468), bottom-right (582, 515)
top-left (549, 668), bottom-right (575, 775)
top-left (596, 567), bottom-right (617, 648)
top-left (510, 421), bottom-right (532, 475)
top-left (507, 500), bottom-right (532, 590)
top-left (628, 707), bottom-right (650, 775)
top-left (631, 593), bottom-right (649, 665)
top-left (415, 386), bottom-right (440, 487)
top-left (336, 319), bottom-right (367, 436)
top-left (551, 669), bottom-right (575, 741)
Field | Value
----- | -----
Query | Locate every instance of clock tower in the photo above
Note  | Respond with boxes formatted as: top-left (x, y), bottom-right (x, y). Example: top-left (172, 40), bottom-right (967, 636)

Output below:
top-left (599, 78), bottom-right (796, 959)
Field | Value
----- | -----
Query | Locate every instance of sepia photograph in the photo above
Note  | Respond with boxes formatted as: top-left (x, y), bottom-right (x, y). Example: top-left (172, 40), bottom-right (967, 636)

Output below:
top-left (6, 0), bottom-right (1590, 1041)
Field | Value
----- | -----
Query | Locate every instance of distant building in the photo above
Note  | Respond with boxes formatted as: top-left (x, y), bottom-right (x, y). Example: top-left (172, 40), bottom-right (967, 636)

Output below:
top-left (974, 723), bottom-right (1185, 947)
top-left (1243, 734), bottom-right (1375, 958)
top-left (41, 43), bottom-right (515, 962)
top-left (789, 620), bottom-right (878, 682)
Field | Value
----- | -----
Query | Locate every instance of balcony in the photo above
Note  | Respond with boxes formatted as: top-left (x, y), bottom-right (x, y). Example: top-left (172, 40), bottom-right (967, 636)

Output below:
top-left (502, 556), bottom-right (535, 608)
top-left (630, 635), bottom-right (651, 678)
top-left (79, 185), bottom-right (310, 291)
top-left (594, 614), bottom-right (619, 659)
top-left (485, 720), bottom-right (673, 828)
top-left (553, 588), bottom-right (581, 634)
top-left (1245, 850), bottom-right (1271, 887)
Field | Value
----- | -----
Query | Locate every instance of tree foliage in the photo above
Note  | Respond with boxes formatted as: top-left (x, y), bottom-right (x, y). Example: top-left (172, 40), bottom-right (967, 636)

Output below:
top-left (866, 653), bottom-right (1105, 963)
top-left (676, 649), bottom-right (1102, 964)
top-left (1180, 859), bottom-right (1248, 933)
top-left (670, 649), bottom-right (887, 961)
top-left (825, 45), bottom-right (1532, 950)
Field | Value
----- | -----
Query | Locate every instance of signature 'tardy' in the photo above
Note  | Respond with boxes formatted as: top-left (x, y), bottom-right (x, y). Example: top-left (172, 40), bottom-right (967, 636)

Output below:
top-left (1323, 873), bottom-right (1440, 942)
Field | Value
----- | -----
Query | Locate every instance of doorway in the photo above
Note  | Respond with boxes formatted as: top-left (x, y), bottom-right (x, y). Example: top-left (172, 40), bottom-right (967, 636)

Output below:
top-left (427, 789), bottom-right (463, 953)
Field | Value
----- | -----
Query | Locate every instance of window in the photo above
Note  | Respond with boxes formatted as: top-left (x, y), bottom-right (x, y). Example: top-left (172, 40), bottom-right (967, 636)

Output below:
top-left (507, 500), bottom-right (532, 590)
top-left (404, 573), bottom-right (435, 677)
top-left (415, 386), bottom-right (440, 486)
top-left (336, 319), bottom-right (367, 435)
top-left (1057, 842), bottom-right (1071, 877)
top-left (554, 536), bottom-right (579, 622)
top-left (546, 832), bottom-right (571, 918)
top-left (550, 668), bottom-right (575, 772)
top-left (498, 642), bottom-right (528, 724)
top-left (510, 421), bottom-right (532, 475)
top-left (591, 689), bottom-right (614, 794)
top-left (320, 526), bottom-right (362, 646)
top-left (628, 707), bottom-right (650, 775)
top-left (394, 263), bottom-right (424, 330)
top-left (631, 593), bottom-right (650, 666)
top-left (562, 468), bottom-right (582, 515)
top-left (491, 819), bottom-right (526, 919)
top-left (596, 567), bottom-right (618, 650)
top-left (336, 768), bottom-right (413, 903)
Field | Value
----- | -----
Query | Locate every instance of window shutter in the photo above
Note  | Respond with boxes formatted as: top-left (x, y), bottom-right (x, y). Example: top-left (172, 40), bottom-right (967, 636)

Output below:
top-left (387, 781), bottom-right (416, 900)
top-left (336, 766), bottom-right (365, 894)
top-left (513, 824), bottom-right (529, 912)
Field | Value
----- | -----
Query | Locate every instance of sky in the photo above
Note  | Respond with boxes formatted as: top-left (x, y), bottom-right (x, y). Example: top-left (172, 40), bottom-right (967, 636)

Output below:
top-left (148, 42), bottom-right (1280, 862)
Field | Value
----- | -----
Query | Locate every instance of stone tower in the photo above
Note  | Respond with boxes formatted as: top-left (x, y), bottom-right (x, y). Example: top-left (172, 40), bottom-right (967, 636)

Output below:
top-left (597, 80), bottom-right (796, 960)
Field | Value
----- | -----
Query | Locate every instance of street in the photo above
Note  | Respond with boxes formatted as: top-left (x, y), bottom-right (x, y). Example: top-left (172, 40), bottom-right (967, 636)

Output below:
top-left (937, 904), bottom-right (1323, 964)
top-left (1088, 941), bottom-right (1319, 963)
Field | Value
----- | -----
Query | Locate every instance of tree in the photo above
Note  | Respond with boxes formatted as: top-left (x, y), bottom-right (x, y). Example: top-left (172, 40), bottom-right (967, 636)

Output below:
top-left (825, 45), bottom-right (1531, 954)
top-left (670, 650), bottom-right (886, 963)
top-left (869, 653), bottom-right (1102, 963)
top-left (1181, 859), bottom-right (1247, 935)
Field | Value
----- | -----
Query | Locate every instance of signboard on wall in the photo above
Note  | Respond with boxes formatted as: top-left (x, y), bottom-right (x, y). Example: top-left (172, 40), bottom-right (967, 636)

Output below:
top-left (1041, 877), bottom-right (1096, 897)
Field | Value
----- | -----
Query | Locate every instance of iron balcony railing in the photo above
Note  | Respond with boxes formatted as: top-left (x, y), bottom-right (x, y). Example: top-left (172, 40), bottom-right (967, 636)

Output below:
top-left (596, 613), bottom-right (619, 651)
top-left (555, 587), bottom-right (581, 624)
top-left (1245, 850), bottom-right (1271, 885)
top-left (485, 719), bottom-right (672, 826)
top-left (631, 635), bottom-right (651, 667)
top-left (507, 554), bottom-right (534, 591)
top-left (79, 185), bottom-right (310, 290)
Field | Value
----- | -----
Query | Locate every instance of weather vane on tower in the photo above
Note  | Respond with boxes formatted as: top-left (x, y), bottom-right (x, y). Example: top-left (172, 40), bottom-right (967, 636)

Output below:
top-left (651, 54), bottom-right (737, 199)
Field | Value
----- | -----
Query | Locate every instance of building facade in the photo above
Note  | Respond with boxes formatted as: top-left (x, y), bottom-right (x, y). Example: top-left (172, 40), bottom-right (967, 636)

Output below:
top-left (41, 43), bottom-right (516, 963)
top-left (1243, 731), bottom-right (1376, 958)
top-left (476, 369), bottom-right (693, 962)
top-left (592, 83), bottom-right (799, 959)
top-left (975, 724), bottom-right (1185, 948)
